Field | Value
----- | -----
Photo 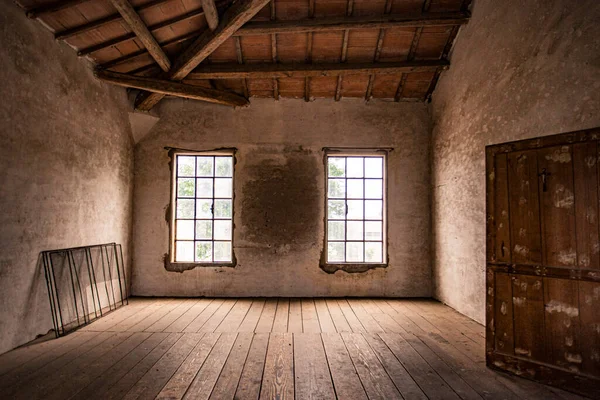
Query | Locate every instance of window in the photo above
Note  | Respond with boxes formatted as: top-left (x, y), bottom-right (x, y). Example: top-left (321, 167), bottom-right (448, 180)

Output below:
top-left (171, 152), bottom-right (234, 264)
top-left (326, 153), bottom-right (386, 264)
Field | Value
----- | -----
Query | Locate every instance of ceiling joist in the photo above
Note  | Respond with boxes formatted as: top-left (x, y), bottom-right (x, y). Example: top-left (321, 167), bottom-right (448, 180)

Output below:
top-left (95, 70), bottom-right (248, 107)
top-left (26, 0), bottom-right (90, 19)
top-left (108, 0), bottom-right (171, 72)
top-left (135, 0), bottom-right (272, 111)
top-left (185, 60), bottom-right (448, 80)
top-left (201, 0), bottom-right (220, 30)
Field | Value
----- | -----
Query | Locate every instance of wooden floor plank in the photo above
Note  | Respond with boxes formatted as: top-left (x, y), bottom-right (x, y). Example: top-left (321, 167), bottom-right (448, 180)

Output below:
top-left (155, 332), bottom-right (217, 400)
top-left (0, 331), bottom-right (102, 390)
top-left (200, 299), bottom-right (238, 333)
top-left (235, 333), bottom-right (270, 400)
top-left (107, 298), bottom-right (175, 332)
top-left (294, 333), bottom-right (336, 399)
top-left (337, 299), bottom-right (366, 333)
top-left (184, 299), bottom-right (225, 333)
top-left (325, 299), bottom-right (352, 332)
top-left (321, 332), bottom-right (368, 400)
top-left (102, 333), bottom-right (182, 400)
top-left (314, 299), bottom-right (336, 333)
top-left (341, 332), bottom-right (402, 399)
top-left (260, 333), bottom-right (294, 400)
top-left (122, 333), bottom-right (204, 400)
top-left (271, 298), bottom-right (289, 333)
top-left (301, 299), bottom-right (321, 333)
top-left (145, 299), bottom-right (198, 332)
top-left (71, 332), bottom-right (170, 400)
top-left (238, 299), bottom-right (266, 332)
top-left (216, 299), bottom-right (253, 332)
top-left (209, 332), bottom-right (254, 399)
top-left (255, 299), bottom-right (278, 333)
top-left (45, 332), bottom-right (152, 400)
top-left (348, 299), bottom-right (385, 333)
top-left (183, 333), bottom-right (238, 400)
top-left (12, 331), bottom-right (134, 399)
top-left (164, 299), bottom-right (214, 333)
top-left (287, 299), bottom-right (303, 333)
top-left (126, 299), bottom-right (185, 332)
top-left (79, 297), bottom-right (158, 332)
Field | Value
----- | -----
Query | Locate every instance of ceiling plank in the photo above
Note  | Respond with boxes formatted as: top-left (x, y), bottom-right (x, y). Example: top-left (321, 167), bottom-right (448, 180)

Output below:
top-left (108, 0), bottom-right (171, 72)
top-left (186, 60), bottom-right (449, 79)
top-left (26, 0), bottom-right (90, 19)
top-left (135, 0), bottom-right (271, 111)
top-left (95, 70), bottom-right (248, 107)
top-left (201, 0), bottom-right (220, 30)
top-left (234, 11), bottom-right (470, 36)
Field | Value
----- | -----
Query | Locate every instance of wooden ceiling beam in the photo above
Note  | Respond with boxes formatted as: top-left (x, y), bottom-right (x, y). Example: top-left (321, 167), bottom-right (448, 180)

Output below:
top-left (201, 0), bottom-right (220, 30)
top-left (108, 0), bottom-right (171, 72)
top-left (95, 70), bottom-right (248, 107)
top-left (234, 11), bottom-right (470, 36)
top-left (26, 0), bottom-right (90, 19)
top-left (56, 0), bottom-right (172, 41)
top-left (186, 60), bottom-right (449, 79)
top-left (135, 0), bottom-right (271, 111)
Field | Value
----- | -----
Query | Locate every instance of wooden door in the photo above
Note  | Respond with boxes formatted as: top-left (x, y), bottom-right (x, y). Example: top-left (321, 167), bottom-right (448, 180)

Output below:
top-left (486, 128), bottom-right (600, 398)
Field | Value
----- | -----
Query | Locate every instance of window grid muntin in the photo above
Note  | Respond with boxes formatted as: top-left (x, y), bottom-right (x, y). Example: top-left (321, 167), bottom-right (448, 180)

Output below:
top-left (326, 155), bottom-right (385, 263)
top-left (174, 154), bottom-right (233, 263)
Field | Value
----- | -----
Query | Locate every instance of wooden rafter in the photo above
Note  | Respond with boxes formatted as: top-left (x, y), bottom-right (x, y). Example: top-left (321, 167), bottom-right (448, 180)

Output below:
top-left (270, 0), bottom-right (278, 100)
top-left (201, 0), bottom-right (220, 30)
top-left (135, 0), bottom-right (271, 111)
top-left (365, 0), bottom-right (393, 101)
top-left (186, 60), bottom-right (448, 79)
top-left (56, 0), bottom-right (172, 41)
top-left (26, 0), bottom-right (90, 19)
top-left (95, 70), bottom-right (248, 107)
top-left (335, 0), bottom-right (354, 101)
top-left (108, 0), bottom-right (171, 72)
top-left (75, 1), bottom-right (232, 56)
top-left (234, 37), bottom-right (249, 98)
top-left (305, 0), bottom-right (315, 102)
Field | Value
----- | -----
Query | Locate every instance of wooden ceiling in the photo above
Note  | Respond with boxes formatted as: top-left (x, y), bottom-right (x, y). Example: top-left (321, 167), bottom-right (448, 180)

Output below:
top-left (17, 0), bottom-right (470, 110)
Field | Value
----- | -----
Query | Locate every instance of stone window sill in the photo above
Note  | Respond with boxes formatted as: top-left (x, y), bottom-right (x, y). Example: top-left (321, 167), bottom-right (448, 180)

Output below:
top-left (320, 263), bottom-right (387, 274)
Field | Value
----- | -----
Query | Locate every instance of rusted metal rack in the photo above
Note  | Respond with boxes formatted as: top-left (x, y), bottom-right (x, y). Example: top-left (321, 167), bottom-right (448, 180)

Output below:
top-left (41, 243), bottom-right (128, 337)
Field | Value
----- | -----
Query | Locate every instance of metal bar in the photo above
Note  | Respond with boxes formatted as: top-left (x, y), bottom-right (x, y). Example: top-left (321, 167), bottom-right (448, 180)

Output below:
top-left (48, 254), bottom-right (65, 335)
top-left (103, 245), bottom-right (118, 308)
top-left (86, 247), bottom-right (103, 317)
top-left (42, 253), bottom-right (59, 337)
top-left (98, 246), bottom-right (113, 311)
top-left (83, 248), bottom-right (98, 319)
top-left (65, 252), bottom-right (81, 326)
top-left (112, 243), bottom-right (125, 306)
top-left (69, 250), bottom-right (88, 324)
top-left (117, 244), bottom-right (129, 304)
top-left (46, 242), bottom-right (117, 253)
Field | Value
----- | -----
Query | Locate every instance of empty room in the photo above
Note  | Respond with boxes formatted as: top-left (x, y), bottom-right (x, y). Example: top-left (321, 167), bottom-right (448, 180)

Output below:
top-left (0, 0), bottom-right (599, 398)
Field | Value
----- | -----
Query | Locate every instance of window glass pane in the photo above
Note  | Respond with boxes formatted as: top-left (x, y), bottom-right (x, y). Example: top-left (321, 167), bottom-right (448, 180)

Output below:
top-left (196, 178), bottom-right (213, 198)
top-left (196, 199), bottom-right (212, 219)
top-left (215, 157), bottom-right (233, 177)
top-left (177, 178), bottom-right (195, 197)
top-left (328, 179), bottom-right (345, 198)
top-left (214, 178), bottom-right (232, 198)
top-left (347, 157), bottom-right (364, 178)
top-left (347, 221), bottom-right (363, 241)
top-left (365, 200), bottom-right (383, 220)
top-left (214, 241), bottom-right (232, 262)
top-left (176, 199), bottom-right (194, 219)
top-left (176, 220), bottom-right (194, 240)
top-left (195, 241), bottom-right (212, 262)
top-left (365, 179), bottom-right (382, 199)
top-left (328, 221), bottom-right (345, 240)
top-left (178, 156), bottom-right (195, 177)
top-left (214, 220), bottom-right (232, 240)
top-left (328, 200), bottom-right (345, 220)
top-left (365, 242), bottom-right (383, 263)
top-left (346, 200), bottom-right (363, 220)
top-left (196, 220), bottom-right (212, 240)
top-left (328, 242), bottom-right (345, 262)
top-left (346, 179), bottom-right (363, 199)
top-left (365, 157), bottom-right (383, 178)
top-left (328, 157), bottom-right (345, 177)
top-left (176, 241), bottom-right (194, 262)
top-left (214, 200), bottom-right (232, 218)
top-left (365, 221), bottom-right (382, 240)
top-left (346, 242), bottom-right (364, 262)
top-left (196, 157), bottom-right (214, 177)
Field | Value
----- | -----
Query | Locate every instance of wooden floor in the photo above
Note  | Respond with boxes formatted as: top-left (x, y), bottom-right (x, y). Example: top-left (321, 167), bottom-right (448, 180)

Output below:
top-left (0, 298), bottom-right (588, 400)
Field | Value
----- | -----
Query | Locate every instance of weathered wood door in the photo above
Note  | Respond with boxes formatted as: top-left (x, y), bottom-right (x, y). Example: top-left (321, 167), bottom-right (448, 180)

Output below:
top-left (486, 128), bottom-right (600, 398)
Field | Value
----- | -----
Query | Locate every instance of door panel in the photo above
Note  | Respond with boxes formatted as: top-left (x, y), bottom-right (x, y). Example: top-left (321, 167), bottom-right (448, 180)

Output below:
top-left (486, 128), bottom-right (600, 398)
